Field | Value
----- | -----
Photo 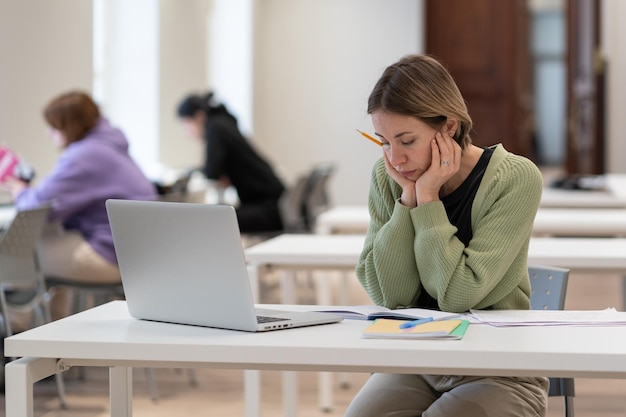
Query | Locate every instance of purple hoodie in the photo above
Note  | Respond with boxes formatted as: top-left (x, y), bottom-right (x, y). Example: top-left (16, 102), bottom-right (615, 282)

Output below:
top-left (15, 117), bottom-right (157, 264)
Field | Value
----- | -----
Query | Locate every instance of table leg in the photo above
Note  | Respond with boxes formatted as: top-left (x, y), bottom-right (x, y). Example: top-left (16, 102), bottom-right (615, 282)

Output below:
top-left (5, 357), bottom-right (57, 417)
top-left (338, 272), bottom-right (352, 389)
top-left (109, 366), bottom-right (132, 417)
top-left (283, 371), bottom-right (298, 417)
top-left (244, 370), bottom-right (261, 417)
top-left (318, 372), bottom-right (334, 412)
top-left (314, 271), bottom-right (335, 412)
top-left (281, 270), bottom-right (297, 304)
top-left (280, 271), bottom-right (298, 417)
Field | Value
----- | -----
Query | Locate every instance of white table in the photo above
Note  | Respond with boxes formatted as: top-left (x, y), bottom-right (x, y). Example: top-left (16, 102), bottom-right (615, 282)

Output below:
top-left (245, 233), bottom-right (626, 278)
top-left (244, 233), bottom-right (626, 413)
top-left (314, 205), bottom-right (626, 237)
top-left (314, 206), bottom-right (370, 235)
top-left (6, 300), bottom-right (626, 417)
top-left (533, 208), bottom-right (626, 237)
top-left (540, 174), bottom-right (626, 208)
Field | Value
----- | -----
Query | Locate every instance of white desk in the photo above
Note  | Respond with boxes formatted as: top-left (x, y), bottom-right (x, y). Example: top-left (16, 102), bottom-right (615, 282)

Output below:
top-left (315, 205), bottom-right (626, 237)
top-left (6, 300), bottom-right (626, 417)
top-left (314, 206), bottom-right (370, 235)
top-left (533, 208), bottom-right (626, 237)
top-left (244, 233), bottom-right (626, 413)
top-left (245, 233), bottom-right (626, 277)
top-left (540, 174), bottom-right (626, 208)
top-left (244, 233), bottom-right (626, 314)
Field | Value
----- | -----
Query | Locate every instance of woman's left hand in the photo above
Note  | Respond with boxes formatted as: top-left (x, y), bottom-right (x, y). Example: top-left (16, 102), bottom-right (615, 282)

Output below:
top-left (415, 130), bottom-right (462, 205)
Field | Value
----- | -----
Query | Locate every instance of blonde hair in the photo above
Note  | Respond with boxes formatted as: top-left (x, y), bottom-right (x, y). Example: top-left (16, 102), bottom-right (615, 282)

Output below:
top-left (367, 54), bottom-right (472, 148)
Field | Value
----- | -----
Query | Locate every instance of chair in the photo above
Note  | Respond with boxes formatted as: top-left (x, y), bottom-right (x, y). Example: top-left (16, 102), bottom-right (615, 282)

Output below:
top-left (528, 265), bottom-right (575, 417)
top-left (45, 277), bottom-right (125, 316)
top-left (278, 175), bottom-right (310, 233)
top-left (277, 162), bottom-right (335, 234)
top-left (302, 162), bottom-right (335, 231)
top-left (0, 206), bottom-right (67, 406)
top-left (243, 161), bottom-right (336, 248)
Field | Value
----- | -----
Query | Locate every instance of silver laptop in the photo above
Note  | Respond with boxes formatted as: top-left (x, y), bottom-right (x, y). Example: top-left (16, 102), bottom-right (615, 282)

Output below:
top-left (105, 199), bottom-right (343, 332)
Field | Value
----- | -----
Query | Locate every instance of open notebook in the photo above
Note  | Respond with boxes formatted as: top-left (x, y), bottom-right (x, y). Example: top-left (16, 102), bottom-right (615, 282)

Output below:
top-left (105, 199), bottom-right (343, 332)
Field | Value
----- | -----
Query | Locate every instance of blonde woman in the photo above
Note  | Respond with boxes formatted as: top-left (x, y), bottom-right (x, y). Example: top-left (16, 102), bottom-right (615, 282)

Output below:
top-left (346, 55), bottom-right (547, 417)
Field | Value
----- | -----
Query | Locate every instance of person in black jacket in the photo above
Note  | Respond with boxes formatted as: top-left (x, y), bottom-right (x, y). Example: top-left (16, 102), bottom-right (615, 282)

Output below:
top-left (177, 92), bottom-right (285, 233)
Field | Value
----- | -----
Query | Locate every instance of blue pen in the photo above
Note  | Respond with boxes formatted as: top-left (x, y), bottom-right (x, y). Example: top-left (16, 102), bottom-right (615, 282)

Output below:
top-left (398, 317), bottom-right (433, 329)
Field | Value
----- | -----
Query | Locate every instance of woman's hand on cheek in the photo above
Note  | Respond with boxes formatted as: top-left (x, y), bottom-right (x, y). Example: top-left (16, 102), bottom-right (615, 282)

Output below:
top-left (415, 131), bottom-right (461, 205)
top-left (383, 152), bottom-right (417, 207)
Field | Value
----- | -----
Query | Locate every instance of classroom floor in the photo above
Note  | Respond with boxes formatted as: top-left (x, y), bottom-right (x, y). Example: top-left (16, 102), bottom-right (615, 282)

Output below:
top-left (1, 269), bottom-right (625, 417)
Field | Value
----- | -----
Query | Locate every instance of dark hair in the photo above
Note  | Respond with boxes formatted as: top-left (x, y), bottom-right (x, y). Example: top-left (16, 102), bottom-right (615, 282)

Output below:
top-left (367, 54), bottom-right (473, 148)
top-left (43, 91), bottom-right (100, 145)
top-left (176, 91), bottom-right (215, 118)
top-left (177, 91), bottom-right (238, 124)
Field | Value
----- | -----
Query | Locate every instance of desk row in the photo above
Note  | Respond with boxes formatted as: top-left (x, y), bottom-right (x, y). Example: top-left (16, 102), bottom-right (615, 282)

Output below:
top-left (315, 205), bottom-right (626, 236)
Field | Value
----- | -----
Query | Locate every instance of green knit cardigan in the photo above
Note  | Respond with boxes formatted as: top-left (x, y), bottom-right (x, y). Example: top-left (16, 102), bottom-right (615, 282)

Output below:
top-left (356, 144), bottom-right (543, 312)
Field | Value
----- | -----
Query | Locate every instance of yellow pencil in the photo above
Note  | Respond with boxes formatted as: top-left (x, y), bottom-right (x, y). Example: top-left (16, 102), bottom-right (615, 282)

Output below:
top-left (356, 129), bottom-right (382, 147)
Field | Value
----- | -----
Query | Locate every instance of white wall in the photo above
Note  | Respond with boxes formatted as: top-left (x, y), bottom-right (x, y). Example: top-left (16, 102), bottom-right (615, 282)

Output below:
top-left (0, 0), bottom-right (93, 178)
top-left (253, 0), bottom-right (423, 205)
top-left (95, 0), bottom-right (210, 180)
top-left (159, 0), bottom-right (210, 174)
top-left (207, 0), bottom-right (254, 137)
top-left (98, 0), bottom-right (160, 176)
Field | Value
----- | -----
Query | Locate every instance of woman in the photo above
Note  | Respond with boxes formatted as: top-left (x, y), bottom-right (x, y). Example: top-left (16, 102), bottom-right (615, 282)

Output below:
top-left (4, 90), bottom-right (157, 317)
top-left (345, 55), bottom-right (547, 416)
top-left (177, 92), bottom-right (285, 233)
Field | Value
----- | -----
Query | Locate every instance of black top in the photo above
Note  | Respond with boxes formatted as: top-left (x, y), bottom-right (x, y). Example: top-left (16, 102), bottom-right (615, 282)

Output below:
top-left (416, 146), bottom-right (494, 309)
top-left (441, 146), bottom-right (494, 246)
top-left (202, 108), bottom-right (285, 204)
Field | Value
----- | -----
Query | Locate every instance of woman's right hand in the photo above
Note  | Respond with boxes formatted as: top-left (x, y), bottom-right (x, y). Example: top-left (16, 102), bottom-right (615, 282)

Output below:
top-left (1, 176), bottom-right (28, 200)
top-left (383, 152), bottom-right (417, 207)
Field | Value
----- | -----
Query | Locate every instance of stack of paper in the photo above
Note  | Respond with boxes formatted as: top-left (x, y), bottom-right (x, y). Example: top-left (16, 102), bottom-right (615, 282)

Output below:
top-left (313, 305), bottom-right (626, 328)
top-left (469, 307), bottom-right (626, 326)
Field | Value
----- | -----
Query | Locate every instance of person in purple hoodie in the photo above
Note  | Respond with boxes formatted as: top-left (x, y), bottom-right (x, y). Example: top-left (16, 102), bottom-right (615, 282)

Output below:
top-left (3, 90), bottom-right (157, 318)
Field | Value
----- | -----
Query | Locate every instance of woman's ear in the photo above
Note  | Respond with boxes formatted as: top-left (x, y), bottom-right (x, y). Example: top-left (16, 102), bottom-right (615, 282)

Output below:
top-left (444, 118), bottom-right (459, 139)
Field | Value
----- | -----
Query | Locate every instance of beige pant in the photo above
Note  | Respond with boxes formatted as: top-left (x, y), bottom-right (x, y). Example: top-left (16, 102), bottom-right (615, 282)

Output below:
top-left (37, 222), bottom-right (121, 321)
top-left (37, 222), bottom-right (121, 284)
top-left (344, 373), bottom-right (548, 417)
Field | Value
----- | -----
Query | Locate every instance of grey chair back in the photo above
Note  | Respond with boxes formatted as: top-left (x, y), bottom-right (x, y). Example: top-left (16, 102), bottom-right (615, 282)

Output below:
top-left (528, 265), bottom-right (575, 417)
top-left (529, 265), bottom-right (569, 310)
top-left (0, 206), bottom-right (50, 293)
top-left (278, 162), bottom-right (335, 233)
top-left (0, 205), bottom-right (67, 406)
top-left (278, 175), bottom-right (310, 233)
top-left (303, 162), bottom-right (334, 230)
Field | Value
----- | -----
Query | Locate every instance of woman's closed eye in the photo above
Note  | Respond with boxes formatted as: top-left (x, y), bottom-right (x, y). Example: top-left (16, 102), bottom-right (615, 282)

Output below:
top-left (381, 138), bottom-right (416, 147)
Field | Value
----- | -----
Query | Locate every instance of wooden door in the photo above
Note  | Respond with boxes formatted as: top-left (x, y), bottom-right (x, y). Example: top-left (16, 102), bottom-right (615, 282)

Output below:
top-left (565, 0), bottom-right (605, 175)
top-left (425, 0), bottom-right (534, 159)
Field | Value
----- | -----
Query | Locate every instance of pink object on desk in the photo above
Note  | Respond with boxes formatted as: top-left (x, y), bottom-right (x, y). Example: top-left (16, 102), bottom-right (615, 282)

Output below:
top-left (0, 146), bottom-right (20, 182)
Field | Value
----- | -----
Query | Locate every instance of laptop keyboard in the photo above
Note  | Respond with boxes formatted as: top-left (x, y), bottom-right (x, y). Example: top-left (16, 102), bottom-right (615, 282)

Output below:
top-left (257, 315), bottom-right (289, 324)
